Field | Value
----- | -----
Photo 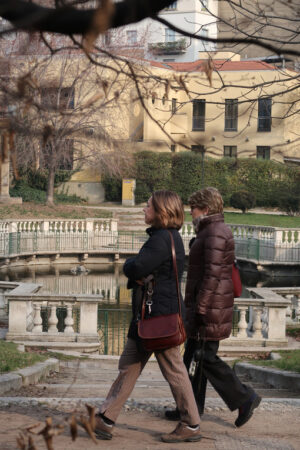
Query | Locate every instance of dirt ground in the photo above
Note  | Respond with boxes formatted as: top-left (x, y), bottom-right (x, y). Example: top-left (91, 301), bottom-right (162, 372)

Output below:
top-left (0, 404), bottom-right (299, 450)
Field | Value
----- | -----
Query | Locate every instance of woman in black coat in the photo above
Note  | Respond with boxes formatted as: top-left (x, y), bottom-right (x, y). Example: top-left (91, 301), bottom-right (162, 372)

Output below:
top-left (94, 190), bottom-right (201, 444)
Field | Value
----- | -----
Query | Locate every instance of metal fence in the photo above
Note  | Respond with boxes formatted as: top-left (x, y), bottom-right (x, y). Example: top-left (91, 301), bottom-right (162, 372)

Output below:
top-left (98, 308), bottom-right (132, 355)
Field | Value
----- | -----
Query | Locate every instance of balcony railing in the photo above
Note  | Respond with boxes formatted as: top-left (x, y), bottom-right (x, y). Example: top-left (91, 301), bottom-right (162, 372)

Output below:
top-left (148, 38), bottom-right (187, 55)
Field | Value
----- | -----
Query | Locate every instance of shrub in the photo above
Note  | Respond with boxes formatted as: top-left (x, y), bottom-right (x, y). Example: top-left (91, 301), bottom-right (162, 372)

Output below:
top-left (134, 181), bottom-right (151, 204)
top-left (10, 181), bottom-right (46, 203)
top-left (230, 190), bottom-right (256, 213)
top-left (26, 168), bottom-right (74, 190)
top-left (278, 194), bottom-right (300, 216)
top-left (54, 192), bottom-right (85, 204)
top-left (134, 151), bottom-right (172, 190)
top-left (102, 176), bottom-right (122, 202)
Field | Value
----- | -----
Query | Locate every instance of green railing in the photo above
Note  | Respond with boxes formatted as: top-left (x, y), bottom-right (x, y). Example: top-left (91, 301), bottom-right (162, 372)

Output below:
top-left (1, 228), bottom-right (299, 263)
top-left (98, 308), bottom-right (132, 355)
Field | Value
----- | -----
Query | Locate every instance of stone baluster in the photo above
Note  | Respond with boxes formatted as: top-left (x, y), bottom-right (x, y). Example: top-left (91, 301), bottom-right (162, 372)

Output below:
top-left (285, 297), bottom-right (293, 324)
top-left (261, 306), bottom-right (268, 338)
top-left (48, 304), bottom-right (58, 333)
top-left (252, 307), bottom-right (263, 339)
top-left (64, 303), bottom-right (75, 334)
top-left (237, 306), bottom-right (248, 338)
top-left (32, 303), bottom-right (43, 333)
top-left (294, 294), bottom-right (300, 323)
top-left (284, 295), bottom-right (294, 324)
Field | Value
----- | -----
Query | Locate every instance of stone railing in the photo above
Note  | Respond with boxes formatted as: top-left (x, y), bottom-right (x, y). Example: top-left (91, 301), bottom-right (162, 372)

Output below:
top-left (0, 281), bottom-right (41, 322)
top-left (0, 218), bottom-right (118, 258)
top-left (221, 288), bottom-right (291, 347)
top-left (3, 282), bottom-right (294, 349)
top-left (0, 220), bottom-right (299, 265)
top-left (5, 290), bottom-right (103, 344)
top-left (0, 218), bottom-right (118, 234)
top-left (269, 287), bottom-right (300, 325)
top-left (180, 223), bottom-right (300, 264)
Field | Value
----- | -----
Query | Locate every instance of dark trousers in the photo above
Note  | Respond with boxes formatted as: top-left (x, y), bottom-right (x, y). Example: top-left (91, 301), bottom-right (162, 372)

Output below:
top-left (184, 338), bottom-right (255, 412)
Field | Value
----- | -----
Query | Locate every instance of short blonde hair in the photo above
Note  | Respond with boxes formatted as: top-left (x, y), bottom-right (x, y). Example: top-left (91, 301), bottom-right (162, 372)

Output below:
top-left (151, 190), bottom-right (184, 229)
top-left (188, 187), bottom-right (224, 215)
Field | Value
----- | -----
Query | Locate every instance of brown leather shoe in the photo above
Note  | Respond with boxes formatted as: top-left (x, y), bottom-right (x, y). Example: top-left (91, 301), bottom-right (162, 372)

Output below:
top-left (94, 415), bottom-right (114, 440)
top-left (161, 423), bottom-right (202, 443)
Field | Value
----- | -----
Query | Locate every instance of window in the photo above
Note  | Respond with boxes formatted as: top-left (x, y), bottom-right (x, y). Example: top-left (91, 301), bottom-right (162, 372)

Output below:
top-left (170, 144), bottom-right (176, 152)
top-left (165, 1), bottom-right (177, 10)
top-left (257, 146), bottom-right (270, 159)
top-left (127, 30), bottom-right (137, 45)
top-left (192, 99), bottom-right (206, 131)
top-left (41, 87), bottom-right (74, 110)
top-left (258, 97), bottom-right (272, 131)
top-left (225, 99), bottom-right (238, 131)
top-left (224, 146), bottom-right (237, 157)
top-left (171, 98), bottom-right (177, 114)
top-left (60, 87), bottom-right (75, 109)
top-left (165, 28), bottom-right (176, 42)
top-left (191, 145), bottom-right (205, 153)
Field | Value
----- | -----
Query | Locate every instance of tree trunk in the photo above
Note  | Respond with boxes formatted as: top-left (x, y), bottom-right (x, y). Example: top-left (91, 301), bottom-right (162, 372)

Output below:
top-left (46, 166), bottom-right (55, 205)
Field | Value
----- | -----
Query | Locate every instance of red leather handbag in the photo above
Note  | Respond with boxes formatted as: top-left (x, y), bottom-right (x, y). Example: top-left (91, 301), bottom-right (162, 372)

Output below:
top-left (232, 260), bottom-right (242, 297)
top-left (138, 231), bottom-right (186, 352)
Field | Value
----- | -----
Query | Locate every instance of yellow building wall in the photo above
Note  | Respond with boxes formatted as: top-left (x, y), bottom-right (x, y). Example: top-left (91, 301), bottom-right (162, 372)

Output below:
top-left (140, 63), bottom-right (299, 163)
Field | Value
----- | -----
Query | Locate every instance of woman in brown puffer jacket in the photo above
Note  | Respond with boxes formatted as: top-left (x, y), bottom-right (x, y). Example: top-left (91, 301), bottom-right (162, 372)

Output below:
top-left (165, 187), bottom-right (261, 428)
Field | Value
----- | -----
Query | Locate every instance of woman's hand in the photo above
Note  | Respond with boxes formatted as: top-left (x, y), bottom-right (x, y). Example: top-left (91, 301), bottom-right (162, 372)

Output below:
top-left (135, 279), bottom-right (144, 286)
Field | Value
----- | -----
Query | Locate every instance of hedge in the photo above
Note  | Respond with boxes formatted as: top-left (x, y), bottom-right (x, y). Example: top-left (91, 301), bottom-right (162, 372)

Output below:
top-left (102, 152), bottom-right (300, 207)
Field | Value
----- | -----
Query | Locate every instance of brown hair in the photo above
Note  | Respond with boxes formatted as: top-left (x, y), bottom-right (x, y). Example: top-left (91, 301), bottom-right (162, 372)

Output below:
top-left (151, 190), bottom-right (184, 229)
top-left (188, 187), bottom-right (224, 215)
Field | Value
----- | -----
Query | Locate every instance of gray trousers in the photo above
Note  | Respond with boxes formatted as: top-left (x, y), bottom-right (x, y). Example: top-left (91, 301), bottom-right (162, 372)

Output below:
top-left (100, 338), bottom-right (200, 426)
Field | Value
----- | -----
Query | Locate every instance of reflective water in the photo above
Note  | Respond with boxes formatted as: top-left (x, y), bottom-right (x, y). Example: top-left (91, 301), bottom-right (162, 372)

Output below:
top-left (1, 262), bottom-right (299, 302)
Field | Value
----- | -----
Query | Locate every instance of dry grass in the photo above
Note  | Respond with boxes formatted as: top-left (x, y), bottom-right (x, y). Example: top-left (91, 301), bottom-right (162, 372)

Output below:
top-left (0, 203), bottom-right (112, 220)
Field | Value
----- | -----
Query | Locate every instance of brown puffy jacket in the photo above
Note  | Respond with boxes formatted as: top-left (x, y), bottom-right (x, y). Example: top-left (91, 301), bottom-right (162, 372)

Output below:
top-left (184, 213), bottom-right (235, 341)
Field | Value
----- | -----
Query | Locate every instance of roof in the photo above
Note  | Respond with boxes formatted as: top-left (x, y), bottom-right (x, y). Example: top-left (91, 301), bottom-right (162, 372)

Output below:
top-left (149, 59), bottom-right (277, 72)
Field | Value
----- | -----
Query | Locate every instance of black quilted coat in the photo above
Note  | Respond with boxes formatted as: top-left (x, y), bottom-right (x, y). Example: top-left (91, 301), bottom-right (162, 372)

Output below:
top-left (124, 227), bottom-right (185, 341)
top-left (184, 214), bottom-right (235, 341)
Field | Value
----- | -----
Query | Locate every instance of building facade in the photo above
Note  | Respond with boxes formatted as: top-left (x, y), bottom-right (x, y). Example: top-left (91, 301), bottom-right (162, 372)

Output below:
top-left (130, 53), bottom-right (299, 165)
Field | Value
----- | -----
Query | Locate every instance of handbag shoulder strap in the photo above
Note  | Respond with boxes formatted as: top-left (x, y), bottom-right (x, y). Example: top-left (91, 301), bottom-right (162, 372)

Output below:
top-left (167, 230), bottom-right (182, 317)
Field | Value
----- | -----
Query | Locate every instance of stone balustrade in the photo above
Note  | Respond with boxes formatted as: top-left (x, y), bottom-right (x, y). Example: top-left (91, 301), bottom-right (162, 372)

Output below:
top-left (0, 219), bottom-right (299, 264)
top-left (0, 218), bottom-right (118, 234)
top-left (221, 289), bottom-right (290, 347)
top-left (180, 223), bottom-right (300, 263)
top-left (269, 287), bottom-right (300, 325)
top-left (5, 291), bottom-right (103, 344)
top-left (3, 281), bottom-right (293, 348)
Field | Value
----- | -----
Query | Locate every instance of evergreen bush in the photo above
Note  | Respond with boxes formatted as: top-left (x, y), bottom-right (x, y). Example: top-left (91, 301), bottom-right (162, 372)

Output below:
top-left (10, 181), bottom-right (46, 203)
top-left (102, 176), bottom-right (122, 202)
top-left (100, 152), bottom-right (299, 209)
top-left (230, 190), bottom-right (256, 213)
